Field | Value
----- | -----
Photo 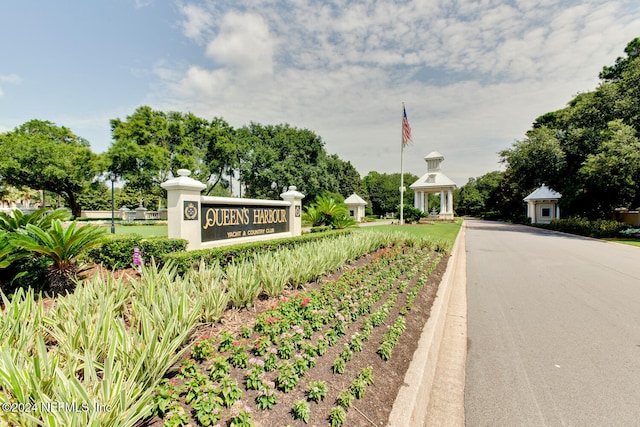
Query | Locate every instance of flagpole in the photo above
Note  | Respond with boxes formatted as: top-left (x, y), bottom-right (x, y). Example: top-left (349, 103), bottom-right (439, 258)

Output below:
top-left (400, 102), bottom-right (405, 225)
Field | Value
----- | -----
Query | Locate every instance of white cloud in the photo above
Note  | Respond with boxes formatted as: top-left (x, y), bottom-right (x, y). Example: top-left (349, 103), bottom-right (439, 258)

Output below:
top-left (179, 3), bottom-right (214, 42)
top-left (204, 12), bottom-right (275, 78)
top-left (0, 74), bottom-right (21, 98)
top-left (153, 0), bottom-right (640, 185)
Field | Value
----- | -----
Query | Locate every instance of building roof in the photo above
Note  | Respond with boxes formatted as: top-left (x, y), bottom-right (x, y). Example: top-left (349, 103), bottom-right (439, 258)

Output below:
top-left (523, 184), bottom-right (562, 201)
top-left (410, 171), bottom-right (457, 190)
top-left (344, 193), bottom-right (367, 205)
top-left (424, 151), bottom-right (444, 160)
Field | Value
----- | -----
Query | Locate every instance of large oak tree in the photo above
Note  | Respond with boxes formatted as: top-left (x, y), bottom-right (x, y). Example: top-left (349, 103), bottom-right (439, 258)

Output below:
top-left (0, 120), bottom-right (102, 217)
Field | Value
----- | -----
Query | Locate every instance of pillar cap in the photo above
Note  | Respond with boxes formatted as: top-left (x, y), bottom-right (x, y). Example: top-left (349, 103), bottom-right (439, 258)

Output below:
top-left (280, 186), bottom-right (305, 200)
top-left (161, 170), bottom-right (206, 192)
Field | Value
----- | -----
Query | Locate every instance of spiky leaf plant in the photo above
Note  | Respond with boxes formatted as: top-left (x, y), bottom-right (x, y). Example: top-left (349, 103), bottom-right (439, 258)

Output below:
top-left (8, 219), bottom-right (106, 294)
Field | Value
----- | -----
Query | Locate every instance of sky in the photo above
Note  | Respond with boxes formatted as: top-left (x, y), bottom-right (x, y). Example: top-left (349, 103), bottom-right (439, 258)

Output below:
top-left (1, 0), bottom-right (639, 187)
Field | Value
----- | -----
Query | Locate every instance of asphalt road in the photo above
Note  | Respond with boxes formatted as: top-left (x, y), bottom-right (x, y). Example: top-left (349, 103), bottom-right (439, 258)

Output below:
top-left (464, 219), bottom-right (640, 427)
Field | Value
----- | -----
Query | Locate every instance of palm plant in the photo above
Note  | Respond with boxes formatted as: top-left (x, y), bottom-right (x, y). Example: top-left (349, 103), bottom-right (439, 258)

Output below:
top-left (0, 232), bottom-right (18, 269)
top-left (0, 207), bottom-right (71, 232)
top-left (303, 194), bottom-right (356, 229)
top-left (8, 219), bottom-right (107, 294)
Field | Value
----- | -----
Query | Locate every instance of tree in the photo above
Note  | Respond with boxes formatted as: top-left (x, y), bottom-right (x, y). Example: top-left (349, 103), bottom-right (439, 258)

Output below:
top-left (498, 38), bottom-right (640, 219)
top-left (599, 37), bottom-right (640, 82)
top-left (107, 106), bottom-right (238, 203)
top-left (455, 171), bottom-right (504, 216)
top-left (326, 154), bottom-right (366, 198)
top-left (77, 181), bottom-right (111, 211)
top-left (578, 120), bottom-right (640, 215)
top-left (237, 123), bottom-right (338, 202)
top-left (0, 120), bottom-right (102, 217)
top-left (362, 172), bottom-right (418, 216)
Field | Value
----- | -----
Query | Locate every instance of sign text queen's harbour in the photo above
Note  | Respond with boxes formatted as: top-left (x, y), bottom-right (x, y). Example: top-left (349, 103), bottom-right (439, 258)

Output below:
top-left (201, 203), bottom-right (290, 242)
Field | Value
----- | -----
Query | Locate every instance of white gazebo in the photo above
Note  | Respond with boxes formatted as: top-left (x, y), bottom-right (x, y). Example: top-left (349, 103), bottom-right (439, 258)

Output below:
top-left (409, 151), bottom-right (457, 219)
top-left (344, 193), bottom-right (367, 222)
top-left (524, 184), bottom-right (562, 224)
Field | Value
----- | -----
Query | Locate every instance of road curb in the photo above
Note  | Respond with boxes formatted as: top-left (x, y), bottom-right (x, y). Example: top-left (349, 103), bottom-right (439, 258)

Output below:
top-left (387, 222), bottom-right (466, 426)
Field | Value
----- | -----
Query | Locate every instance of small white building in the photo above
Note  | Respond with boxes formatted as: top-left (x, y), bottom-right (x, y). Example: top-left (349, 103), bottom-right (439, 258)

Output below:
top-left (410, 151), bottom-right (456, 219)
top-left (523, 184), bottom-right (562, 224)
top-left (344, 193), bottom-right (368, 222)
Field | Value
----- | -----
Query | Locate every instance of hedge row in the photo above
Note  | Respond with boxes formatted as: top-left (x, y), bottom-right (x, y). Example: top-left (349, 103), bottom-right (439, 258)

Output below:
top-left (161, 229), bottom-right (353, 275)
top-left (86, 235), bottom-right (188, 270)
top-left (534, 217), bottom-right (630, 238)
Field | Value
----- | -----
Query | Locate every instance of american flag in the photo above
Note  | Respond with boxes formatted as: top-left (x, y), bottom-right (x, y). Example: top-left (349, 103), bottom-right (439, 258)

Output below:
top-left (402, 106), bottom-right (412, 146)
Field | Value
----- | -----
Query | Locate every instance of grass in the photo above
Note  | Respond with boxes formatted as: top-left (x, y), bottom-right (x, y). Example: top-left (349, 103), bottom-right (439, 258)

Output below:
top-left (100, 224), bottom-right (168, 237)
top-left (603, 238), bottom-right (640, 247)
top-left (360, 219), bottom-right (462, 247)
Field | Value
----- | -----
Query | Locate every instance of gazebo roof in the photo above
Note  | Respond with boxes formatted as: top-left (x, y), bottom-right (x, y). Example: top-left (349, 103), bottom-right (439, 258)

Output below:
top-left (424, 151), bottom-right (444, 160)
top-left (410, 171), bottom-right (457, 190)
top-left (344, 193), bottom-right (367, 205)
top-left (523, 184), bottom-right (562, 201)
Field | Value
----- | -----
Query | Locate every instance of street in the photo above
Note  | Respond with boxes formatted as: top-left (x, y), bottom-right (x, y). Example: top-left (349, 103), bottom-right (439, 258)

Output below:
top-left (464, 219), bottom-right (640, 426)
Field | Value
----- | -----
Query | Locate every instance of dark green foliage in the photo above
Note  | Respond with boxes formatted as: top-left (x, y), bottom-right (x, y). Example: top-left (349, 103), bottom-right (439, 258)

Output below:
top-left (0, 120), bottom-right (102, 218)
top-left (396, 204), bottom-right (424, 223)
top-left (362, 171), bottom-right (419, 216)
top-left (454, 171), bottom-right (504, 217)
top-left (237, 123), bottom-right (338, 203)
top-left (86, 235), bottom-right (188, 269)
top-left (303, 194), bottom-right (356, 229)
top-left (0, 208), bottom-right (73, 294)
top-left (499, 38), bottom-right (640, 219)
top-left (161, 230), bottom-right (352, 275)
top-left (8, 220), bottom-right (107, 294)
top-left (534, 218), bottom-right (629, 238)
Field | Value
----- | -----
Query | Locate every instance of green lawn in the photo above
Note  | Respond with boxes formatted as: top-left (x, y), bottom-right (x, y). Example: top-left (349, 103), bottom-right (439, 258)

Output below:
top-left (360, 219), bottom-right (462, 246)
top-left (604, 238), bottom-right (640, 247)
top-left (100, 224), bottom-right (168, 237)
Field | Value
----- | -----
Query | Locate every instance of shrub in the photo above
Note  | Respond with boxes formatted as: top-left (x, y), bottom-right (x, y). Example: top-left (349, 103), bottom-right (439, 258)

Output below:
top-left (161, 230), bottom-right (353, 275)
top-left (396, 204), bottom-right (425, 223)
top-left (536, 217), bottom-right (629, 238)
top-left (0, 208), bottom-right (72, 294)
top-left (8, 220), bottom-right (106, 295)
top-left (87, 235), bottom-right (188, 269)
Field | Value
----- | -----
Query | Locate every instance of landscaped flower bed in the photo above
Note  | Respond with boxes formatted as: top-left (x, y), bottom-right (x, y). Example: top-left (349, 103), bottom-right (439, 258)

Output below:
top-left (0, 230), bottom-right (449, 427)
top-left (144, 244), bottom-right (445, 426)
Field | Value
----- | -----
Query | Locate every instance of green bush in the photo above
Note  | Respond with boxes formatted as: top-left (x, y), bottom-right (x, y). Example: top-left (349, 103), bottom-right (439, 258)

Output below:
top-left (87, 235), bottom-right (188, 269)
top-left (536, 217), bottom-right (629, 238)
top-left (162, 230), bottom-right (353, 275)
top-left (310, 225), bottom-right (332, 233)
top-left (395, 204), bottom-right (425, 223)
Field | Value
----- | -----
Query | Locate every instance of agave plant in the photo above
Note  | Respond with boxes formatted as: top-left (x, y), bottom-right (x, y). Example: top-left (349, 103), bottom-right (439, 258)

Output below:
top-left (8, 220), bottom-right (106, 294)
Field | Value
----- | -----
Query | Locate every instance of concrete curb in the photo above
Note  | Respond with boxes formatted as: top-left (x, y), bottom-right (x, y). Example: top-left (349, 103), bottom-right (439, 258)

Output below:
top-left (387, 222), bottom-right (467, 426)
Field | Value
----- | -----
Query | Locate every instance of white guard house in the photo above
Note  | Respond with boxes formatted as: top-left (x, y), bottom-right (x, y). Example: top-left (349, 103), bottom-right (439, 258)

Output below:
top-left (524, 184), bottom-right (562, 224)
top-left (410, 151), bottom-right (456, 219)
top-left (344, 193), bottom-right (367, 222)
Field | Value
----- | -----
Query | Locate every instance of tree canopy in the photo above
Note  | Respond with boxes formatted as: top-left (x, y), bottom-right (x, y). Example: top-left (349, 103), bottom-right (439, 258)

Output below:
top-left (3, 108), bottom-right (368, 214)
top-left (237, 122), bottom-right (340, 202)
top-left (498, 37), bottom-right (640, 219)
top-left (362, 171), bottom-right (418, 216)
top-left (106, 106), bottom-right (238, 200)
top-left (0, 120), bottom-right (102, 217)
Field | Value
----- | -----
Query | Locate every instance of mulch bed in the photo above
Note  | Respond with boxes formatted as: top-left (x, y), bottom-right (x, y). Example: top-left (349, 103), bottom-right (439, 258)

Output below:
top-left (138, 250), bottom-right (448, 427)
